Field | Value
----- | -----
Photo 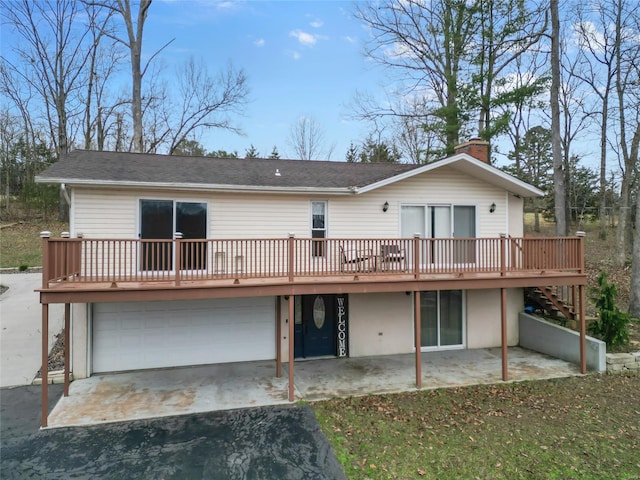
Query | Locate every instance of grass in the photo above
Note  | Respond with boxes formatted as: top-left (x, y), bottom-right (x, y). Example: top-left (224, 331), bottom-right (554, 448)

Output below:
top-left (0, 221), bottom-right (68, 269)
top-left (314, 375), bottom-right (640, 479)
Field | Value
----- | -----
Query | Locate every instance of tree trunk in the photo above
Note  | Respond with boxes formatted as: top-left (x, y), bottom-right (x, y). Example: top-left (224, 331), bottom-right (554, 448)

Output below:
top-left (118, 0), bottom-right (151, 153)
top-left (550, 0), bottom-right (567, 236)
top-left (630, 184), bottom-right (640, 318)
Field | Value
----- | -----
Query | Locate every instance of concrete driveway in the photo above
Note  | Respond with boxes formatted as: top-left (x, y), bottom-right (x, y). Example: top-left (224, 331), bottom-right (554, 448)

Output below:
top-left (1, 385), bottom-right (346, 480)
top-left (0, 272), bottom-right (63, 387)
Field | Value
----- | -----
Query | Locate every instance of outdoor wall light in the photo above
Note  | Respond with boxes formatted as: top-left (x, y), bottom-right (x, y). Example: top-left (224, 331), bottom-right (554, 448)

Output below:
top-left (383, 201), bottom-right (389, 212)
top-left (489, 202), bottom-right (496, 213)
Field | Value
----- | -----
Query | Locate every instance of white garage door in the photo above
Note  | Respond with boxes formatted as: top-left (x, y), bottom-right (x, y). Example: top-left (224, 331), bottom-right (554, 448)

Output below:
top-left (92, 297), bottom-right (275, 373)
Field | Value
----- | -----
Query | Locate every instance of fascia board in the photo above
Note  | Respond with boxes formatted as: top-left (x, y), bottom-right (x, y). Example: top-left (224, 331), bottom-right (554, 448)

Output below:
top-left (357, 153), bottom-right (544, 198)
top-left (34, 176), bottom-right (352, 195)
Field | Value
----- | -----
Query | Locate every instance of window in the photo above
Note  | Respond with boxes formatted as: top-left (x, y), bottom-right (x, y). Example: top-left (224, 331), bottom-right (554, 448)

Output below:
top-left (140, 200), bottom-right (207, 271)
top-left (311, 201), bottom-right (327, 257)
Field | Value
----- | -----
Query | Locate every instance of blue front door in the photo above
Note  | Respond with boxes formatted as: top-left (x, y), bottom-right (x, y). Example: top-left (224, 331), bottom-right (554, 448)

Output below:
top-left (294, 295), bottom-right (336, 358)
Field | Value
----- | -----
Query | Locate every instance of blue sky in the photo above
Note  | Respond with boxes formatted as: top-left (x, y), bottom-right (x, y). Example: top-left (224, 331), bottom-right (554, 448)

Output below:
top-left (147, 0), bottom-right (384, 160)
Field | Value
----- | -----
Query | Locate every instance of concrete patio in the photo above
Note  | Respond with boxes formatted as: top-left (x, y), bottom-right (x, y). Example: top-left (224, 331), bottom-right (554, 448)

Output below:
top-left (47, 347), bottom-right (581, 428)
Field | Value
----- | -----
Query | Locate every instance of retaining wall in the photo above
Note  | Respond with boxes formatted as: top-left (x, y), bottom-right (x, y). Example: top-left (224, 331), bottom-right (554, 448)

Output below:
top-left (518, 313), bottom-right (606, 372)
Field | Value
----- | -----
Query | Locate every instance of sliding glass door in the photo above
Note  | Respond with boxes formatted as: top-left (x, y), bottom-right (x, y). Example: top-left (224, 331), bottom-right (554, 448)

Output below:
top-left (140, 200), bottom-right (207, 271)
top-left (420, 290), bottom-right (465, 349)
top-left (401, 204), bottom-right (476, 265)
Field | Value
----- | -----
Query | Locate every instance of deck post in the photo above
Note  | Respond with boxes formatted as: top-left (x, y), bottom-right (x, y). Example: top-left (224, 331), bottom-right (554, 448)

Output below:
top-left (64, 304), bottom-right (70, 397)
top-left (61, 232), bottom-right (70, 280)
top-left (500, 233), bottom-right (507, 276)
top-left (576, 231), bottom-right (585, 273)
top-left (288, 233), bottom-right (295, 283)
top-left (414, 291), bottom-right (422, 389)
top-left (276, 296), bottom-right (282, 378)
top-left (288, 295), bottom-right (295, 401)
top-left (174, 232), bottom-right (183, 286)
top-left (501, 288), bottom-right (508, 381)
top-left (579, 284), bottom-right (587, 374)
top-left (413, 233), bottom-right (420, 279)
top-left (41, 303), bottom-right (49, 428)
top-left (40, 231), bottom-right (51, 289)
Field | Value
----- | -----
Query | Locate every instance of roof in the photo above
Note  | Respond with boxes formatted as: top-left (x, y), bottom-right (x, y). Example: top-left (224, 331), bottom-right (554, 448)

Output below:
top-left (36, 149), bottom-right (543, 197)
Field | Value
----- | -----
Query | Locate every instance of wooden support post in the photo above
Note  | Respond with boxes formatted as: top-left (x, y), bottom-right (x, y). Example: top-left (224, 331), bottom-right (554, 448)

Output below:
top-left (64, 304), bottom-right (70, 397)
top-left (40, 231), bottom-right (51, 289)
top-left (579, 285), bottom-right (587, 374)
top-left (500, 234), bottom-right (507, 276)
top-left (276, 296), bottom-right (282, 378)
top-left (501, 288), bottom-right (508, 381)
top-left (174, 233), bottom-right (183, 286)
top-left (288, 295), bottom-right (295, 401)
top-left (576, 231), bottom-right (585, 274)
top-left (414, 291), bottom-right (422, 389)
top-left (413, 234), bottom-right (420, 280)
top-left (288, 233), bottom-right (295, 283)
top-left (41, 303), bottom-right (49, 428)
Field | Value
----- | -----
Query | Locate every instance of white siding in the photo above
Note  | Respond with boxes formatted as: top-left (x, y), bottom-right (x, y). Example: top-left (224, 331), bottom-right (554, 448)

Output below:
top-left (508, 194), bottom-right (525, 237)
top-left (71, 165), bottom-right (518, 241)
top-left (73, 188), bottom-right (139, 238)
top-left (329, 167), bottom-right (507, 238)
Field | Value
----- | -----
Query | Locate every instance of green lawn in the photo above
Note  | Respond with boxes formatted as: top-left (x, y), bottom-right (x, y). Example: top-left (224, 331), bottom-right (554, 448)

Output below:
top-left (0, 221), bottom-right (68, 269)
top-left (314, 375), bottom-right (640, 479)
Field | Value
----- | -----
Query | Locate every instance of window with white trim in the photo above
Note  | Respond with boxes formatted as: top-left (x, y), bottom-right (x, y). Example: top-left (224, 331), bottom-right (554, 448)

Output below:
top-left (311, 201), bottom-right (327, 257)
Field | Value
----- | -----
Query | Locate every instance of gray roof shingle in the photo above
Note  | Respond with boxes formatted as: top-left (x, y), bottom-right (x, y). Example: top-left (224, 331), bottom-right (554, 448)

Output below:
top-left (37, 150), bottom-right (422, 190)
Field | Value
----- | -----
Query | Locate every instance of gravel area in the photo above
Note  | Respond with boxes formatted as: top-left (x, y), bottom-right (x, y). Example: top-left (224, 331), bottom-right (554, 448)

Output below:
top-left (35, 330), bottom-right (65, 378)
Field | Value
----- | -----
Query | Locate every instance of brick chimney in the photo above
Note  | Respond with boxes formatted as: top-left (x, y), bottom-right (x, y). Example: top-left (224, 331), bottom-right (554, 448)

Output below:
top-left (454, 138), bottom-right (490, 164)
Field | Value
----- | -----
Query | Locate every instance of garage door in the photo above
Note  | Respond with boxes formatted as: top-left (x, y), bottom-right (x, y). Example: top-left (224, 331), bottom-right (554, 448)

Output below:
top-left (92, 297), bottom-right (275, 373)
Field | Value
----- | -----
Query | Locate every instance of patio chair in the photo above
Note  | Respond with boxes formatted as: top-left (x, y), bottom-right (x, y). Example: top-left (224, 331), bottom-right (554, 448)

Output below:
top-left (380, 244), bottom-right (406, 271)
top-left (340, 246), bottom-right (375, 272)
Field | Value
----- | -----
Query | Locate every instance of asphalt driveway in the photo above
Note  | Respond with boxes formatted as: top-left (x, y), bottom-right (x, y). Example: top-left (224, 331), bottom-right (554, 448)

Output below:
top-left (1, 385), bottom-right (346, 480)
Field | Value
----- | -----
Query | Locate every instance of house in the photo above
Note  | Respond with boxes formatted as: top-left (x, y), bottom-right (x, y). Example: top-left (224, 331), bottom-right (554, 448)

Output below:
top-left (35, 140), bottom-right (588, 427)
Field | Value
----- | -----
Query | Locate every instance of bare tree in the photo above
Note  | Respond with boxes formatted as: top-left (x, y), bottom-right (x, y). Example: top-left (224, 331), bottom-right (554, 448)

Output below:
top-left (612, 0), bottom-right (640, 265)
top-left (164, 59), bottom-right (248, 154)
top-left (630, 186), bottom-right (640, 318)
top-left (355, 0), bottom-right (547, 158)
top-left (550, 0), bottom-right (567, 235)
top-left (1, 0), bottom-right (96, 157)
top-left (1, 0), bottom-right (104, 219)
top-left (90, 0), bottom-right (175, 152)
top-left (80, 3), bottom-right (125, 150)
top-left (573, 4), bottom-right (620, 240)
top-left (288, 116), bottom-right (334, 160)
top-left (355, 0), bottom-right (475, 152)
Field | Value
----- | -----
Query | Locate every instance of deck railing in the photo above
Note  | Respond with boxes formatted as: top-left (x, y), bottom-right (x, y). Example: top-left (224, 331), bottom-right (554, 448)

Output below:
top-left (40, 234), bottom-right (585, 288)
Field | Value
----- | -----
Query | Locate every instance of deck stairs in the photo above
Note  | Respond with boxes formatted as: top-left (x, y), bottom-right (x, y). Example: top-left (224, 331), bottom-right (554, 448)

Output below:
top-left (525, 286), bottom-right (576, 321)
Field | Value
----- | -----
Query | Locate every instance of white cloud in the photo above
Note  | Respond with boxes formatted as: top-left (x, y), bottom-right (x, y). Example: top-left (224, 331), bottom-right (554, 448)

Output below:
top-left (572, 21), bottom-right (606, 53)
top-left (287, 50), bottom-right (302, 60)
top-left (310, 19), bottom-right (323, 28)
top-left (290, 29), bottom-right (317, 47)
top-left (344, 36), bottom-right (356, 44)
top-left (254, 38), bottom-right (265, 47)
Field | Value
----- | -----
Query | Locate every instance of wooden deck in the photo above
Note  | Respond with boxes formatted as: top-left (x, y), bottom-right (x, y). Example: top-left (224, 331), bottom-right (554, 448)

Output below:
top-left (38, 235), bottom-right (587, 303)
